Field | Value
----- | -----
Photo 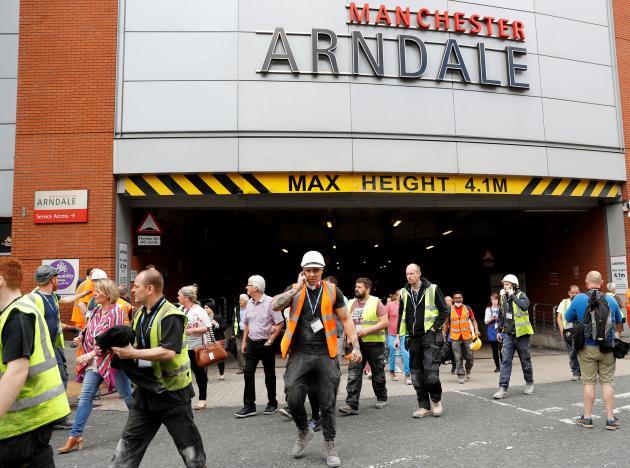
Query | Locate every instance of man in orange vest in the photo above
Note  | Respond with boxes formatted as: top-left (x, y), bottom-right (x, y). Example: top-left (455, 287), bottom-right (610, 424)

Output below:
top-left (442, 291), bottom-right (479, 384)
top-left (272, 251), bottom-right (361, 468)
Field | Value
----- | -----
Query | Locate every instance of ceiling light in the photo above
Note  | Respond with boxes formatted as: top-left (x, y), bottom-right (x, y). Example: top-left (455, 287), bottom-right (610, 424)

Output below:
top-left (387, 260), bottom-right (391, 263)
top-left (442, 230), bottom-right (453, 236)
top-left (426, 245), bottom-right (434, 250)
top-left (393, 220), bottom-right (402, 227)
top-left (326, 221), bottom-right (333, 228)
top-left (332, 245), bottom-right (337, 249)
top-left (374, 244), bottom-right (379, 248)
top-left (281, 249), bottom-right (288, 253)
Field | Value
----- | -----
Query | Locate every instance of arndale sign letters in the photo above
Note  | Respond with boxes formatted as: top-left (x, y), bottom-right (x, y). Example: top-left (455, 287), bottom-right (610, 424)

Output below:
top-left (259, 2), bottom-right (529, 89)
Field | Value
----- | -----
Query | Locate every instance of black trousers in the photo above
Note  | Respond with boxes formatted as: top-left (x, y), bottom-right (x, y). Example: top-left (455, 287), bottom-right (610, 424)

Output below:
top-left (243, 338), bottom-right (277, 408)
top-left (188, 350), bottom-right (208, 400)
top-left (346, 341), bottom-right (387, 409)
top-left (490, 340), bottom-right (502, 369)
top-left (110, 403), bottom-right (206, 468)
top-left (284, 351), bottom-right (340, 441)
top-left (0, 424), bottom-right (54, 468)
top-left (408, 332), bottom-right (442, 410)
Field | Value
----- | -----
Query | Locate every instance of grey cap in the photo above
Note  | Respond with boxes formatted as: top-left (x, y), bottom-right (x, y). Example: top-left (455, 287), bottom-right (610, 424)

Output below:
top-left (35, 265), bottom-right (58, 284)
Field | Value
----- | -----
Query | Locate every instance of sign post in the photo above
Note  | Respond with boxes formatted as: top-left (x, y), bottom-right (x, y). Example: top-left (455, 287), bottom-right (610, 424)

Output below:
top-left (118, 243), bottom-right (129, 284)
top-left (610, 256), bottom-right (628, 294)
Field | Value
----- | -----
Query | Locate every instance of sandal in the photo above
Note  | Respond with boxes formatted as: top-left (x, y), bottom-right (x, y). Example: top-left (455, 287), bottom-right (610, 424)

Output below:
top-left (194, 401), bottom-right (207, 410)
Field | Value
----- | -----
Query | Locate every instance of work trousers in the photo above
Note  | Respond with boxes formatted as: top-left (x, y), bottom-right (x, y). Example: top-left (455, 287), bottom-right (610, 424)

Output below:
top-left (346, 341), bottom-right (387, 409)
top-left (408, 332), bottom-right (442, 410)
top-left (188, 350), bottom-right (209, 401)
top-left (565, 339), bottom-right (581, 376)
top-left (490, 340), bottom-right (502, 369)
top-left (243, 338), bottom-right (277, 408)
top-left (451, 339), bottom-right (474, 377)
top-left (110, 403), bottom-right (206, 468)
top-left (284, 351), bottom-right (340, 441)
top-left (499, 333), bottom-right (534, 389)
top-left (0, 424), bottom-right (54, 468)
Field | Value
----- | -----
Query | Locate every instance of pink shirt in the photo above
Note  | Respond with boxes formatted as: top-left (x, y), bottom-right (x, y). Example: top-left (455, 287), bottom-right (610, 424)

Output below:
top-left (385, 301), bottom-right (399, 335)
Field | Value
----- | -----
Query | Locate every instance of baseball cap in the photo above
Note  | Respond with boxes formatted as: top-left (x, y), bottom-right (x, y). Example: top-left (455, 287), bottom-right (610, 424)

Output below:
top-left (35, 265), bottom-right (58, 285)
top-left (91, 268), bottom-right (108, 280)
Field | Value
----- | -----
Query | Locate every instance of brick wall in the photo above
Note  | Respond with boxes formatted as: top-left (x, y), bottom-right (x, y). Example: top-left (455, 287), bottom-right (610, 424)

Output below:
top-left (12, 0), bottom-right (119, 322)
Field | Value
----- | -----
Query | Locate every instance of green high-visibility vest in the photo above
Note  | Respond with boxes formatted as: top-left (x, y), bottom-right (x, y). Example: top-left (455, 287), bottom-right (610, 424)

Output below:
top-left (0, 294), bottom-right (70, 440)
top-left (399, 284), bottom-right (438, 336)
top-left (133, 300), bottom-right (192, 392)
top-left (557, 298), bottom-right (571, 329)
top-left (32, 288), bottom-right (64, 350)
top-left (348, 295), bottom-right (384, 343)
top-left (500, 292), bottom-right (534, 338)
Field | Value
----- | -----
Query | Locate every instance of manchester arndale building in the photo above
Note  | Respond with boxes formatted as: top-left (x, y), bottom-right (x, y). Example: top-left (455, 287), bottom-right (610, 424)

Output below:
top-left (2, 0), bottom-right (630, 315)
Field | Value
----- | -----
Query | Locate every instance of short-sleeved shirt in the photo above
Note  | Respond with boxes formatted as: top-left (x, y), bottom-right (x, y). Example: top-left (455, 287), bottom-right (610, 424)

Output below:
top-left (349, 297), bottom-right (387, 338)
top-left (565, 290), bottom-right (622, 346)
top-left (1, 305), bottom-right (35, 364)
top-left (35, 291), bottom-right (60, 343)
top-left (182, 303), bottom-right (212, 349)
top-left (131, 297), bottom-right (194, 410)
top-left (285, 284), bottom-right (345, 355)
top-left (243, 294), bottom-right (283, 341)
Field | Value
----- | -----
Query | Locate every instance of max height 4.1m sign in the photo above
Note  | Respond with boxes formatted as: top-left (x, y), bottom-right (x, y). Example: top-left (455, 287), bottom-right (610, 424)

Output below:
top-left (34, 190), bottom-right (88, 224)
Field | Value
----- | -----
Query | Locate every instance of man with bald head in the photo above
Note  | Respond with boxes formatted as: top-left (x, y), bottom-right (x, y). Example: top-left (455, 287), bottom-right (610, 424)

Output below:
top-left (111, 269), bottom-right (206, 467)
top-left (394, 264), bottom-right (449, 418)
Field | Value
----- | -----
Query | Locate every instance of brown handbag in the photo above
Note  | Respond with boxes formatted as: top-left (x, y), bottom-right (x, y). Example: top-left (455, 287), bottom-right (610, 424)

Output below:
top-left (194, 326), bottom-right (228, 368)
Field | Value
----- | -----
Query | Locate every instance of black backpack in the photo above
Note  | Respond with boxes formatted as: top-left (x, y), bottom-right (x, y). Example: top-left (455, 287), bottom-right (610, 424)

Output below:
top-left (574, 291), bottom-right (612, 352)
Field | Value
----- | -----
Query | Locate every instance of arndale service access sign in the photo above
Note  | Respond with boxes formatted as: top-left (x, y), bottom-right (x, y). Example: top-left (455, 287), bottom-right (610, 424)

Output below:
top-left (34, 190), bottom-right (89, 224)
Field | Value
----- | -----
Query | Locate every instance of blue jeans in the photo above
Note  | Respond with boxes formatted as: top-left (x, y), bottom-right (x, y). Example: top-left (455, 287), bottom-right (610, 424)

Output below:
top-left (499, 333), bottom-right (534, 390)
top-left (71, 369), bottom-right (134, 437)
top-left (387, 335), bottom-right (410, 375)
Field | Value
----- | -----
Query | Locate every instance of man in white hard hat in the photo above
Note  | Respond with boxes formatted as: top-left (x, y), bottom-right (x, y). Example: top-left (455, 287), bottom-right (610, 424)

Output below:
top-left (272, 250), bottom-right (361, 468)
top-left (493, 274), bottom-right (534, 399)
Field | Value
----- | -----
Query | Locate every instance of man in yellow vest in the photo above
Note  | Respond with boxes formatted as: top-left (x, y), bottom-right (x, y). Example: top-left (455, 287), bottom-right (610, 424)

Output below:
top-left (556, 284), bottom-right (581, 380)
top-left (111, 269), bottom-right (206, 467)
top-left (442, 291), bottom-right (479, 384)
top-left (493, 274), bottom-right (534, 399)
top-left (394, 263), bottom-right (449, 418)
top-left (339, 277), bottom-right (388, 415)
top-left (272, 251), bottom-right (361, 468)
top-left (0, 258), bottom-right (70, 467)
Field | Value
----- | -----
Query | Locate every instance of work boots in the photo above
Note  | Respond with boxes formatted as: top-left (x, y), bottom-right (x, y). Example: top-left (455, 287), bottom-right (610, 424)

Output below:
top-left (291, 427), bottom-right (314, 458)
top-left (324, 440), bottom-right (341, 467)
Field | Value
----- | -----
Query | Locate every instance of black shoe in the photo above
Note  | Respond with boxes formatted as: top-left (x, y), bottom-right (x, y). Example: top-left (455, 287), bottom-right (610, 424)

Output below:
top-left (234, 407), bottom-right (257, 418)
top-left (494, 368), bottom-right (500, 373)
top-left (52, 420), bottom-right (73, 430)
top-left (264, 404), bottom-right (279, 415)
top-left (278, 407), bottom-right (292, 419)
top-left (450, 368), bottom-right (456, 374)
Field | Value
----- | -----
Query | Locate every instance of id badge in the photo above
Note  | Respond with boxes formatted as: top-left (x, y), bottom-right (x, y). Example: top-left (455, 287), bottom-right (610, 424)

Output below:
top-left (356, 324), bottom-right (363, 333)
top-left (310, 319), bottom-right (324, 333)
top-left (506, 313), bottom-right (513, 320)
top-left (138, 359), bottom-right (152, 368)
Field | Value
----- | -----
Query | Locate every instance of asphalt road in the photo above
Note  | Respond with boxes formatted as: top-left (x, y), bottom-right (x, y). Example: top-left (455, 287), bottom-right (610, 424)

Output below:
top-left (51, 375), bottom-right (630, 468)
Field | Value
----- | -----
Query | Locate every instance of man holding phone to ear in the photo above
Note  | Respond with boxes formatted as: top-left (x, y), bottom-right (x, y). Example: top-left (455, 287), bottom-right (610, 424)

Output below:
top-left (272, 251), bottom-right (361, 468)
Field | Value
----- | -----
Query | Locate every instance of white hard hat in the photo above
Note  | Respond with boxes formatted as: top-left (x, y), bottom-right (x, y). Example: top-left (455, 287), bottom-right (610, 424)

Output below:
top-left (502, 274), bottom-right (519, 287)
top-left (301, 251), bottom-right (325, 268)
top-left (91, 268), bottom-right (108, 280)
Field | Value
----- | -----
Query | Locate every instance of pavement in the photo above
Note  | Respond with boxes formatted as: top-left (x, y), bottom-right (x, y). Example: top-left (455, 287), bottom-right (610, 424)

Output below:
top-left (53, 345), bottom-right (630, 467)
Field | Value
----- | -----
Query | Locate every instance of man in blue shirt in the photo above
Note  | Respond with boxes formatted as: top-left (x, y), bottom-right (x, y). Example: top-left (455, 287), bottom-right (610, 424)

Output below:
top-left (565, 271), bottom-right (623, 431)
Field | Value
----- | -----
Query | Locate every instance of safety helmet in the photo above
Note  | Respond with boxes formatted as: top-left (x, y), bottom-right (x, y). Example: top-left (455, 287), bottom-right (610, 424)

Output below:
top-left (91, 268), bottom-right (108, 280)
top-left (301, 251), bottom-right (326, 268)
top-left (501, 274), bottom-right (519, 287)
top-left (470, 336), bottom-right (482, 351)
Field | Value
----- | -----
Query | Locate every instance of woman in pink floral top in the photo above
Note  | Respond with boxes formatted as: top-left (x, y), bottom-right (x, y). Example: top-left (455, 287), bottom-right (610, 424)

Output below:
top-left (58, 279), bottom-right (134, 454)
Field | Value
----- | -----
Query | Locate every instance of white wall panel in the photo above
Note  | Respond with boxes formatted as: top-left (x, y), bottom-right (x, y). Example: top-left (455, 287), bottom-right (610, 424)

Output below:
top-left (543, 99), bottom-right (619, 148)
top-left (454, 90), bottom-right (544, 141)
top-left (0, 0), bottom-right (19, 34)
top-left (536, 15), bottom-right (611, 66)
top-left (239, 0), bottom-right (348, 33)
top-left (239, 138), bottom-right (353, 172)
top-left (238, 81), bottom-right (351, 132)
top-left (122, 82), bottom-right (237, 132)
top-left (0, 125), bottom-right (15, 169)
top-left (457, 142), bottom-right (548, 176)
top-left (0, 170), bottom-right (13, 217)
top-left (0, 79), bottom-right (17, 124)
top-left (0, 36), bottom-right (18, 79)
top-left (535, 0), bottom-right (609, 26)
top-left (547, 148), bottom-right (625, 181)
top-left (125, 0), bottom-right (238, 31)
top-left (353, 139), bottom-right (457, 173)
top-left (124, 32), bottom-right (238, 81)
top-left (539, 56), bottom-right (615, 106)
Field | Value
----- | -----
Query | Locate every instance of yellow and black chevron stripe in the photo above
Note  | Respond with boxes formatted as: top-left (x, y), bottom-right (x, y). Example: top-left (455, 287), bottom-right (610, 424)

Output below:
top-left (122, 173), bottom-right (620, 198)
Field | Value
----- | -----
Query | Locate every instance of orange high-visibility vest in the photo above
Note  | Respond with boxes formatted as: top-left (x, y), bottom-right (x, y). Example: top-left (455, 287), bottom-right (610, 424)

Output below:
top-left (449, 305), bottom-right (472, 341)
top-left (281, 281), bottom-right (338, 359)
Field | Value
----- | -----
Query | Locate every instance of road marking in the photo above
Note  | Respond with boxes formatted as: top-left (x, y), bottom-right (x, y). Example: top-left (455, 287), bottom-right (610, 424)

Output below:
top-left (538, 407), bottom-right (565, 413)
top-left (453, 390), bottom-right (543, 415)
top-left (372, 455), bottom-right (430, 467)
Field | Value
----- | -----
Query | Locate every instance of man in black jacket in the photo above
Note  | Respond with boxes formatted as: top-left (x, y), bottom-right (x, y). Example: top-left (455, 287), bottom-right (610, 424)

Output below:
top-left (395, 264), bottom-right (449, 418)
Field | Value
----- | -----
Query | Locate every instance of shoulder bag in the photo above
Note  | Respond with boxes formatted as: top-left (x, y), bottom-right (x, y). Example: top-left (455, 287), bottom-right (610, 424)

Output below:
top-left (194, 325), bottom-right (228, 368)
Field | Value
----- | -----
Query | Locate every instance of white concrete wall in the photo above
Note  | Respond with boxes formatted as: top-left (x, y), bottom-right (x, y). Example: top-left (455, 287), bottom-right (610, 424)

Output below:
top-left (0, 0), bottom-right (18, 216)
top-left (115, 0), bottom-right (625, 180)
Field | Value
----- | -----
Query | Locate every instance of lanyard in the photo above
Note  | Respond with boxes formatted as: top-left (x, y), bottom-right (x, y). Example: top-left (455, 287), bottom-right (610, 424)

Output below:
top-left (139, 298), bottom-right (165, 348)
top-left (39, 292), bottom-right (58, 314)
top-left (409, 287), bottom-right (427, 312)
top-left (306, 286), bottom-right (323, 314)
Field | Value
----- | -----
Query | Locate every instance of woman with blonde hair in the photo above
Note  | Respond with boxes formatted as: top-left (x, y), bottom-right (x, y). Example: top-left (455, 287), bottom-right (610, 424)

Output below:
top-left (178, 284), bottom-right (212, 410)
top-left (59, 279), bottom-right (133, 453)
